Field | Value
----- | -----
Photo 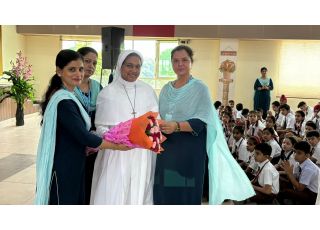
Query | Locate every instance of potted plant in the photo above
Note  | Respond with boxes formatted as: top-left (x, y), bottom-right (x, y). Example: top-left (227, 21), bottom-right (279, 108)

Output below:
top-left (1, 51), bottom-right (35, 126)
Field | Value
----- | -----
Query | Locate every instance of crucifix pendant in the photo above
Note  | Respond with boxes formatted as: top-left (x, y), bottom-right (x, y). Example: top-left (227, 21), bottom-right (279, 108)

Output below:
top-left (132, 111), bottom-right (136, 118)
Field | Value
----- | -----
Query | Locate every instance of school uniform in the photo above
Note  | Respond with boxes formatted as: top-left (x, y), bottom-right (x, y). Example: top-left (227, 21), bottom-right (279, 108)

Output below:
top-left (250, 159), bottom-right (279, 204)
top-left (278, 158), bottom-right (319, 205)
top-left (312, 115), bottom-right (320, 131)
top-left (275, 112), bottom-right (284, 129)
top-left (281, 113), bottom-right (296, 130)
top-left (236, 110), bottom-right (242, 119)
top-left (276, 150), bottom-right (297, 168)
top-left (247, 120), bottom-right (265, 137)
top-left (231, 137), bottom-right (247, 162)
top-left (267, 139), bottom-right (282, 164)
top-left (311, 142), bottom-right (320, 166)
top-left (232, 108), bottom-right (237, 121)
top-left (305, 106), bottom-right (314, 122)
top-left (293, 120), bottom-right (306, 137)
top-left (257, 160), bottom-right (280, 194)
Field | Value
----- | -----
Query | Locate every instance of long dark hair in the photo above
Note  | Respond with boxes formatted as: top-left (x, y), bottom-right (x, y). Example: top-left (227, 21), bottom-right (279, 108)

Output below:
top-left (40, 49), bottom-right (83, 125)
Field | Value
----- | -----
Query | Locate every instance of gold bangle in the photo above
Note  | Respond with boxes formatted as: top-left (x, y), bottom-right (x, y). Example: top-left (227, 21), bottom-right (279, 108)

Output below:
top-left (175, 121), bottom-right (181, 132)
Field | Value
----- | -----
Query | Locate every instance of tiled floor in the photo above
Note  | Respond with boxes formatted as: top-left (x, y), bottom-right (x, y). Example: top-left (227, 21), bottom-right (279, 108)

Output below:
top-left (0, 113), bottom-right (234, 205)
top-left (0, 114), bottom-right (40, 205)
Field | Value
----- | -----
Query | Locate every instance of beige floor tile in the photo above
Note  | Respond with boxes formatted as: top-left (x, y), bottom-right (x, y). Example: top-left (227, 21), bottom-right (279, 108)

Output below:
top-left (23, 195), bottom-right (35, 205)
top-left (3, 165), bottom-right (36, 184)
top-left (0, 181), bottom-right (35, 205)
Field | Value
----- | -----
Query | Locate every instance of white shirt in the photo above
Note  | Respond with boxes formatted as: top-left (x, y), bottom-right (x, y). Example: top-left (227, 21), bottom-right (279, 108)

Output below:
top-left (257, 160), bottom-right (279, 194)
top-left (294, 158), bottom-right (320, 193)
top-left (293, 120), bottom-right (306, 137)
top-left (236, 110), bottom-right (242, 119)
top-left (248, 150), bottom-right (259, 173)
top-left (312, 115), bottom-right (320, 131)
top-left (275, 150), bottom-right (297, 168)
top-left (305, 106), bottom-right (314, 121)
top-left (281, 112), bottom-right (296, 130)
top-left (247, 120), bottom-right (265, 137)
top-left (267, 139), bottom-right (282, 158)
top-left (231, 137), bottom-right (247, 162)
top-left (311, 142), bottom-right (320, 165)
top-left (275, 112), bottom-right (284, 128)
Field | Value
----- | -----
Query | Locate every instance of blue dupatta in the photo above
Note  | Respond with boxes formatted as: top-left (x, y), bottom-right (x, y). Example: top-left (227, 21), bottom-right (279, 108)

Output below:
top-left (159, 77), bottom-right (255, 204)
top-left (35, 89), bottom-right (91, 205)
top-left (74, 79), bottom-right (101, 113)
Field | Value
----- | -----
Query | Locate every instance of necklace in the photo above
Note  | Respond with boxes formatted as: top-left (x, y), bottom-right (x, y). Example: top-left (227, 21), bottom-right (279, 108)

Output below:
top-left (122, 84), bottom-right (137, 117)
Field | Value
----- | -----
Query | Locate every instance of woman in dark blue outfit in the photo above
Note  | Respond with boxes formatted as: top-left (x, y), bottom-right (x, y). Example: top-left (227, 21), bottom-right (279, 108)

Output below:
top-left (153, 46), bottom-right (207, 205)
top-left (254, 67), bottom-right (273, 119)
top-left (75, 47), bottom-right (103, 204)
top-left (154, 46), bottom-right (255, 205)
top-left (35, 50), bottom-right (130, 205)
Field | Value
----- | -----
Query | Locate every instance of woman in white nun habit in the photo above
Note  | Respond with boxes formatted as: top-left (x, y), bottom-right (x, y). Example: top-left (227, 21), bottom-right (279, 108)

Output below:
top-left (90, 50), bottom-right (159, 204)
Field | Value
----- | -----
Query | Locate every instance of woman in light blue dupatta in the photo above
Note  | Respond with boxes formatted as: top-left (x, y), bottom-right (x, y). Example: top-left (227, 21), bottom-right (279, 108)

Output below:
top-left (254, 67), bottom-right (274, 119)
top-left (75, 47), bottom-right (103, 204)
top-left (153, 45), bottom-right (255, 205)
top-left (35, 49), bottom-right (130, 205)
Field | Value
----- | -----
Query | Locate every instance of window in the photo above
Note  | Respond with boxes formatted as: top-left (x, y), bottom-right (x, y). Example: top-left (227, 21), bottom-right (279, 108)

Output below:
top-left (62, 40), bottom-right (111, 87)
top-left (279, 40), bottom-right (320, 99)
top-left (62, 38), bottom-right (178, 89)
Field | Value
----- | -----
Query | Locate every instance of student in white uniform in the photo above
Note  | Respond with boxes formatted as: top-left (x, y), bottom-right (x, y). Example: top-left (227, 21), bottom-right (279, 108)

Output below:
top-left (275, 137), bottom-right (298, 170)
top-left (279, 104), bottom-right (296, 131)
top-left (297, 101), bottom-right (313, 122)
top-left (247, 110), bottom-right (265, 138)
top-left (248, 142), bottom-right (279, 204)
top-left (244, 136), bottom-right (261, 180)
top-left (279, 141), bottom-right (319, 204)
top-left (262, 127), bottom-right (282, 164)
top-left (235, 103), bottom-right (243, 125)
top-left (221, 111), bottom-right (234, 150)
top-left (231, 126), bottom-right (248, 163)
top-left (265, 116), bottom-right (279, 142)
top-left (306, 131), bottom-right (320, 166)
top-left (311, 104), bottom-right (320, 131)
top-left (268, 101), bottom-right (284, 129)
top-left (293, 110), bottom-right (306, 138)
top-left (228, 99), bottom-right (237, 121)
top-left (304, 121), bottom-right (317, 140)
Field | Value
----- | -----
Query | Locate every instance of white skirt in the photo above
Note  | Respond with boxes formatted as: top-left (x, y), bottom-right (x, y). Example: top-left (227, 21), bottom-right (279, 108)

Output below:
top-left (90, 148), bottom-right (156, 205)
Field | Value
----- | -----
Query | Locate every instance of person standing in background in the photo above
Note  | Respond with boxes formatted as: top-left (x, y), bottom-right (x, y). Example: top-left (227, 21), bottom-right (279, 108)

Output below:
top-left (254, 67), bottom-right (273, 119)
top-left (75, 47), bottom-right (102, 204)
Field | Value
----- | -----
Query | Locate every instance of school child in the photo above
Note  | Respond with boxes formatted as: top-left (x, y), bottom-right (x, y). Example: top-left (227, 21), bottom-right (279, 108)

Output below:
top-left (247, 110), bottom-right (265, 138)
top-left (278, 141), bottom-right (319, 205)
top-left (265, 115), bottom-right (279, 142)
top-left (293, 110), bottom-right (306, 138)
top-left (231, 126), bottom-right (247, 162)
top-left (248, 143), bottom-right (279, 204)
top-left (262, 127), bottom-right (282, 164)
top-left (244, 136), bottom-right (260, 180)
top-left (306, 130), bottom-right (320, 166)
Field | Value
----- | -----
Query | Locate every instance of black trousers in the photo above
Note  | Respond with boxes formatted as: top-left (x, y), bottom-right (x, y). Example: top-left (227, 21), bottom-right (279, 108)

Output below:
top-left (85, 152), bottom-right (97, 205)
top-left (278, 176), bottom-right (317, 205)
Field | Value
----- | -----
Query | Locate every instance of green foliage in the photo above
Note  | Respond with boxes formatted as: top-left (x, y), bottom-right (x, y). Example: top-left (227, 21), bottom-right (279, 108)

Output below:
top-left (2, 71), bottom-right (35, 105)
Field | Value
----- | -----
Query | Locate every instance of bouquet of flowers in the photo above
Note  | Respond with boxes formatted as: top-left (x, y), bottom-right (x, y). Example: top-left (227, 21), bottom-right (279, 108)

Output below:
top-left (103, 111), bottom-right (166, 153)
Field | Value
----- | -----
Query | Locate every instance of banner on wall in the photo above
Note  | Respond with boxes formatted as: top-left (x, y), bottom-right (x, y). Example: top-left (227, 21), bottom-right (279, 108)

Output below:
top-left (217, 39), bottom-right (239, 106)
